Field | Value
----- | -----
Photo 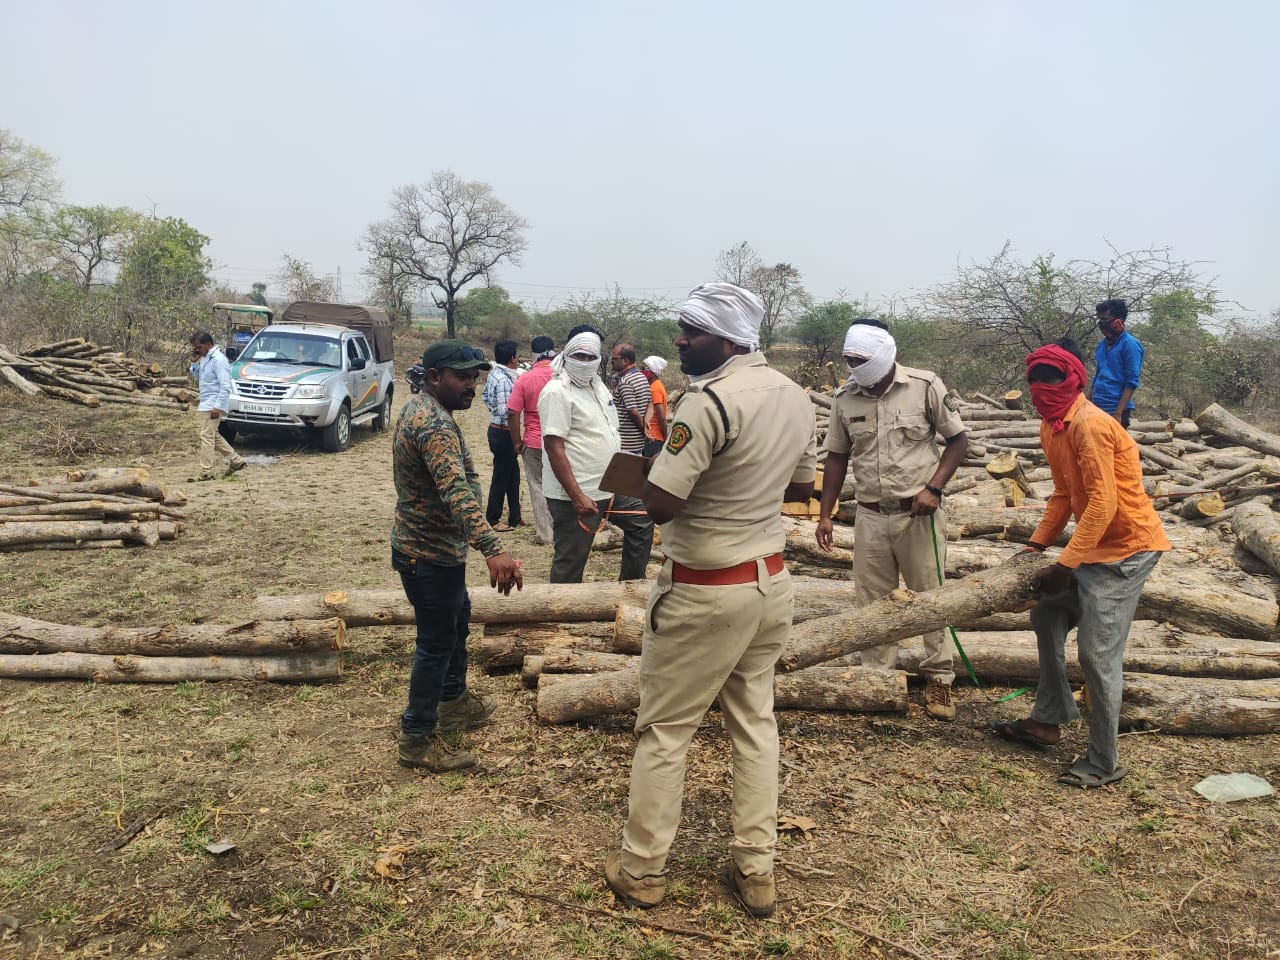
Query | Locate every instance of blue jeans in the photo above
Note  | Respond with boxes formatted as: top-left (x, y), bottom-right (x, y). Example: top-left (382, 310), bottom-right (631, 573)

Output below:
top-left (394, 550), bottom-right (471, 736)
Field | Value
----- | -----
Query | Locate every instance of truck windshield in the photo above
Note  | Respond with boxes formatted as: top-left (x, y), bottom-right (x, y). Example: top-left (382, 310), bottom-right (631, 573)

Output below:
top-left (239, 334), bottom-right (342, 368)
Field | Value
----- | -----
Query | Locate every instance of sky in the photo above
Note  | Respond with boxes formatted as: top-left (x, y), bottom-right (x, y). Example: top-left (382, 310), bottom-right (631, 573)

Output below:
top-left (3, 0), bottom-right (1277, 318)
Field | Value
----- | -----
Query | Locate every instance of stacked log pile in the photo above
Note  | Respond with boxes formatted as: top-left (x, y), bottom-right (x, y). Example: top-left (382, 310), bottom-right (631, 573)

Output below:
top-left (0, 468), bottom-right (186, 551)
top-left (0, 338), bottom-right (192, 411)
top-left (0, 613), bottom-right (344, 682)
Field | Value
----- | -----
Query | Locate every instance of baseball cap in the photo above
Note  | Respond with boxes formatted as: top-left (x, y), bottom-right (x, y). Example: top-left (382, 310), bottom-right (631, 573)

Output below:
top-left (422, 339), bottom-right (492, 372)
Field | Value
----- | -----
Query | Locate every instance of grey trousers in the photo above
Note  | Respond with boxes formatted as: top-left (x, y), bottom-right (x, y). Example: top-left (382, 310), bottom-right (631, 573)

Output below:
top-left (547, 495), bottom-right (654, 584)
top-left (1029, 551), bottom-right (1160, 777)
top-left (520, 447), bottom-right (554, 544)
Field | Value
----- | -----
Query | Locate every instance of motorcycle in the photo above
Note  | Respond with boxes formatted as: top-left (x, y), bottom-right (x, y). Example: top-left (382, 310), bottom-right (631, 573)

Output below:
top-left (406, 361), bottom-right (426, 394)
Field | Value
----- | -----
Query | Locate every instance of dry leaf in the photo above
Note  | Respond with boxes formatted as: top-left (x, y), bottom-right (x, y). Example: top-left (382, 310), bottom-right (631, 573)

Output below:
top-left (374, 844), bottom-right (411, 880)
top-left (778, 814), bottom-right (818, 837)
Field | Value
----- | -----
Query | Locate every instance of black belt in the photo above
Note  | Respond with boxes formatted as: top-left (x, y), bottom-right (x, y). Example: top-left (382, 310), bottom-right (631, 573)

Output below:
top-left (858, 497), bottom-right (916, 514)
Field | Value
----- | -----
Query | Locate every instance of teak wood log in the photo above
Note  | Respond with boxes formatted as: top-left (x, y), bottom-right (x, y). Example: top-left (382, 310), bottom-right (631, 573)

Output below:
top-left (521, 649), bottom-right (637, 687)
top-left (1196, 403), bottom-right (1280, 458)
top-left (0, 650), bottom-right (341, 683)
top-left (534, 664), bottom-right (909, 723)
top-left (1234, 497), bottom-right (1280, 578)
top-left (1118, 673), bottom-right (1280, 736)
top-left (0, 520), bottom-right (158, 548)
top-left (1136, 565), bottom-right (1279, 642)
top-left (474, 625), bottom-right (615, 671)
top-left (0, 613), bottom-right (345, 656)
top-left (894, 628), bottom-right (1280, 681)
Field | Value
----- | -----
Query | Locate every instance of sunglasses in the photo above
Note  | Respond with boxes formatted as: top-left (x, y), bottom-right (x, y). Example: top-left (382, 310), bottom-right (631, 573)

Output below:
top-left (445, 346), bottom-right (486, 363)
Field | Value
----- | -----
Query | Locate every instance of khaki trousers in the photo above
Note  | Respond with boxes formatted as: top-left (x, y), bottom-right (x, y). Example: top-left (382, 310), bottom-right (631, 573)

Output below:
top-left (855, 505), bottom-right (955, 684)
top-left (197, 413), bottom-right (241, 473)
top-left (621, 561), bottom-right (794, 879)
top-left (520, 447), bottom-right (554, 544)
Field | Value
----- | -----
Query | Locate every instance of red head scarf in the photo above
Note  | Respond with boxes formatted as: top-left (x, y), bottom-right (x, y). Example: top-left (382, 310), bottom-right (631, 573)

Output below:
top-left (1025, 344), bottom-right (1088, 434)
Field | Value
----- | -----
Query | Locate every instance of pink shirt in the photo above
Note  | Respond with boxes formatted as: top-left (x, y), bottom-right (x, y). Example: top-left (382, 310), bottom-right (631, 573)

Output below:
top-left (506, 359), bottom-right (555, 449)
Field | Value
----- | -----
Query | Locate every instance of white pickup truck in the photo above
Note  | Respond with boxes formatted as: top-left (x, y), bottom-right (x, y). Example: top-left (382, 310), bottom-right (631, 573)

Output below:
top-left (224, 301), bottom-right (395, 452)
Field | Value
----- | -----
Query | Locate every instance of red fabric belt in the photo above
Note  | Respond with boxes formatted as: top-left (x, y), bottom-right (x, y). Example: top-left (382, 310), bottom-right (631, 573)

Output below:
top-left (858, 497), bottom-right (916, 514)
top-left (670, 553), bottom-right (784, 586)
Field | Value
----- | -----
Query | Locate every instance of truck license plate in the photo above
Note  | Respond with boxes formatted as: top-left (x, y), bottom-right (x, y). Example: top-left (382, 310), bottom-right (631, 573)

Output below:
top-left (240, 401), bottom-right (279, 415)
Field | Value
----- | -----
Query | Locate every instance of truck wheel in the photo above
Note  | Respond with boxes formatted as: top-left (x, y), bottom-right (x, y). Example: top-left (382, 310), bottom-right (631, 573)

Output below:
top-left (321, 404), bottom-right (352, 452)
top-left (218, 421), bottom-right (237, 443)
top-left (373, 391), bottom-right (393, 431)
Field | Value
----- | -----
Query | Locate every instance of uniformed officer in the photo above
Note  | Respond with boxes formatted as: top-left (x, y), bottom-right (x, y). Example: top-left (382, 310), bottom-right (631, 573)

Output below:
top-left (816, 321), bottom-right (968, 719)
top-left (604, 282), bottom-right (817, 919)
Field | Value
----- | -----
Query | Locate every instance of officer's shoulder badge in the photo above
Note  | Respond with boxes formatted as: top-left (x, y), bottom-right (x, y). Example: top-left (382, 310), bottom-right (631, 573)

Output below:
top-left (666, 421), bottom-right (692, 455)
top-left (943, 392), bottom-right (961, 412)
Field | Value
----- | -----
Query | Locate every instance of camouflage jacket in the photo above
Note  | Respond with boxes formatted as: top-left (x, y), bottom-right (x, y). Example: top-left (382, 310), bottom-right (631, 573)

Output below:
top-left (391, 393), bottom-right (503, 566)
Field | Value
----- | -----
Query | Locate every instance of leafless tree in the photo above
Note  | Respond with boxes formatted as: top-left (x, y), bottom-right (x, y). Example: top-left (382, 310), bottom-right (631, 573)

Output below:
top-left (363, 170), bottom-right (528, 337)
top-left (48, 205), bottom-right (140, 291)
top-left (749, 262), bottom-right (810, 349)
top-left (923, 241), bottom-right (1217, 353)
top-left (0, 129), bottom-right (60, 212)
top-left (715, 241), bottom-right (762, 287)
top-left (274, 253), bottom-right (336, 302)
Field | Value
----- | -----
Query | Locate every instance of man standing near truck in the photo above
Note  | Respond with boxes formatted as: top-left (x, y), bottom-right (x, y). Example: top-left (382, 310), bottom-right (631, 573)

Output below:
top-left (188, 330), bottom-right (247, 481)
top-left (392, 339), bottom-right (523, 773)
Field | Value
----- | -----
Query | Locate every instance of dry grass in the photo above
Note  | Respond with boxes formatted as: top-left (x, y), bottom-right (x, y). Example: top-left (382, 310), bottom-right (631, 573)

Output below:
top-left (1, 361), bottom-right (1279, 960)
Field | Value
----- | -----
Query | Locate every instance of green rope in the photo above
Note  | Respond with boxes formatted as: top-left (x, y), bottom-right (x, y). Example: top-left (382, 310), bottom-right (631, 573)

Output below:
top-left (929, 512), bottom-right (1030, 704)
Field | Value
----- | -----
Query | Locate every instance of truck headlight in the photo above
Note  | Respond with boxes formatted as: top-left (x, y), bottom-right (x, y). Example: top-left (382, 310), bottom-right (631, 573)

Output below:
top-left (294, 384), bottom-right (328, 400)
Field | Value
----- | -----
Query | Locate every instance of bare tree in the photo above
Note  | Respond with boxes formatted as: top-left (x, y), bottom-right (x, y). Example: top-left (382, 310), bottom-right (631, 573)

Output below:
top-left (360, 248), bottom-right (414, 327)
top-left (749, 262), bottom-right (810, 349)
top-left (363, 170), bottom-right (528, 337)
top-left (48, 205), bottom-right (140, 291)
top-left (924, 241), bottom-right (1217, 353)
top-left (275, 254), bottom-right (336, 302)
top-left (715, 241), bottom-right (762, 286)
top-left (0, 129), bottom-right (60, 213)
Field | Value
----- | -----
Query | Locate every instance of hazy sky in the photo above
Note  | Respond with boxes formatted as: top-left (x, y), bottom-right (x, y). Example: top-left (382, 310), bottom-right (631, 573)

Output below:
top-left (4, 1), bottom-right (1277, 317)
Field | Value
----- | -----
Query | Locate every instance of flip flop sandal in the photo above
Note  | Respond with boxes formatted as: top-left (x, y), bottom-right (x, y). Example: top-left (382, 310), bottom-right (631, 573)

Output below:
top-left (491, 523), bottom-right (514, 532)
top-left (1057, 766), bottom-right (1128, 789)
top-left (989, 719), bottom-right (1059, 749)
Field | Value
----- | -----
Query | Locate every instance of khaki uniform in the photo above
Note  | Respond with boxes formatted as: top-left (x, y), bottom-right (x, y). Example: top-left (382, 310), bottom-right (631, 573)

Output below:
top-left (621, 353), bottom-right (816, 880)
top-left (824, 365), bottom-right (965, 682)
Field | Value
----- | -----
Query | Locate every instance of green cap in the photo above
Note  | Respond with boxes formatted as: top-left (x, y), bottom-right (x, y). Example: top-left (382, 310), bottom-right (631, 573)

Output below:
top-left (422, 339), bottom-right (491, 372)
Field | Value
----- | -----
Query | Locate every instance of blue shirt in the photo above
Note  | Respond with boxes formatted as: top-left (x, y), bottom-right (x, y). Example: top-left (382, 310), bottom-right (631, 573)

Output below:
top-left (1092, 331), bottom-right (1143, 413)
top-left (190, 346), bottom-right (232, 413)
top-left (482, 365), bottom-right (517, 427)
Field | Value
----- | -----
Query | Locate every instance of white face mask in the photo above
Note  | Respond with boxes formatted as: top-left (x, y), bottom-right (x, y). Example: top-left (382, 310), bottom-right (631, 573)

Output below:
top-left (846, 349), bottom-right (895, 389)
top-left (565, 357), bottom-right (598, 386)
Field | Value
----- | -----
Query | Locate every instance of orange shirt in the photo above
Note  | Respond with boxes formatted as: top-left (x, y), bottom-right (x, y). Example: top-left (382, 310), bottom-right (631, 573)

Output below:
top-left (1032, 393), bottom-right (1170, 569)
top-left (645, 378), bottom-right (668, 441)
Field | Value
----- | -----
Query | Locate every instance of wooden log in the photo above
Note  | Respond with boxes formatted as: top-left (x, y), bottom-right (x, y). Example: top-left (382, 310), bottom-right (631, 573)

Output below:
top-left (1179, 492), bottom-right (1226, 520)
top-left (986, 451), bottom-right (1030, 494)
top-left (535, 663), bottom-right (910, 723)
top-left (0, 357), bottom-right (42, 396)
top-left (1140, 445), bottom-right (1202, 477)
top-left (894, 629), bottom-right (1280, 681)
top-left (0, 613), bottom-right (345, 656)
top-left (960, 408), bottom-right (1029, 422)
top-left (17, 476), bottom-right (167, 500)
top-left (26, 337), bottom-right (87, 356)
top-left (63, 467), bottom-right (152, 483)
top-left (521, 649), bottom-right (637, 687)
top-left (1137, 564), bottom-right (1278, 641)
top-left (807, 389), bottom-right (833, 409)
top-left (0, 650), bottom-right (341, 683)
top-left (474, 624), bottom-right (615, 671)
top-left (253, 580), bottom-right (655, 627)
top-left (0, 520), bottom-right (156, 548)
top-left (1002, 389), bottom-right (1024, 411)
top-left (971, 392), bottom-right (1006, 410)
top-left (942, 500), bottom-right (1067, 546)
top-left (1234, 497), bottom-right (1280, 578)
top-left (1118, 674), bottom-right (1280, 736)
top-left (1196, 403), bottom-right (1280, 458)
top-left (2, 539), bottom-right (125, 551)
top-left (89, 392), bottom-right (187, 411)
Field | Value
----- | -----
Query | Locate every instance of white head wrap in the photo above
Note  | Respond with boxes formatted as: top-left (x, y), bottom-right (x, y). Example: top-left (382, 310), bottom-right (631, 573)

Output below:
top-left (843, 324), bottom-right (896, 389)
top-left (552, 331), bottom-right (603, 387)
top-left (642, 355), bottom-right (667, 376)
top-left (677, 282), bottom-right (763, 352)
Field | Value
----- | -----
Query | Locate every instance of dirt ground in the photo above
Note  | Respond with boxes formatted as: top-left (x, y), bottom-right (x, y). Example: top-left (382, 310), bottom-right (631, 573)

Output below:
top-left (1, 349), bottom-right (1278, 960)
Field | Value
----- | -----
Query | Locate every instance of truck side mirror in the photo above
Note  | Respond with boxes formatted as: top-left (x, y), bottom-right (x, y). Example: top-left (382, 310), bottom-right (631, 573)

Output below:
top-left (349, 355), bottom-right (367, 371)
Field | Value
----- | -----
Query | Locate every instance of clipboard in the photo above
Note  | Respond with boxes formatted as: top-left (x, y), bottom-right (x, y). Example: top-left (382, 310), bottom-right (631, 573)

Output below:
top-left (599, 451), bottom-right (654, 499)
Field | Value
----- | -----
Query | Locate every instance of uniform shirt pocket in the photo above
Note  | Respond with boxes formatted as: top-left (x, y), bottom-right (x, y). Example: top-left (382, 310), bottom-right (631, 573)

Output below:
top-left (893, 416), bottom-right (933, 447)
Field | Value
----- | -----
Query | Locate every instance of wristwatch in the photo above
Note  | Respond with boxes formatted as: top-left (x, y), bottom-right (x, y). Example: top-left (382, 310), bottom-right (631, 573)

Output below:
top-left (924, 484), bottom-right (944, 498)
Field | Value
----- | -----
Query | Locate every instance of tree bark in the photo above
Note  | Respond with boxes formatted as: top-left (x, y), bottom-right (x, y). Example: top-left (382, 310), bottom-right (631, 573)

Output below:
top-left (1118, 673), bottom-right (1280, 736)
top-left (1137, 564), bottom-right (1279, 642)
top-left (1234, 497), bottom-right (1280, 578)
top-left (1196, 403), bottom-right (1280, 458)
top-left (0, 520), bottom-right (159, 548)
top-left (0, 650), bottom-right (341, 683)
top-left (0, 612), bottom-right (345, 656)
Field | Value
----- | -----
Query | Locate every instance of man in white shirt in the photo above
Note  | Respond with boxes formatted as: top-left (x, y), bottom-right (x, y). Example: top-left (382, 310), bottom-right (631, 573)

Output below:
top-left (538, 327), bottom-right (654, 582)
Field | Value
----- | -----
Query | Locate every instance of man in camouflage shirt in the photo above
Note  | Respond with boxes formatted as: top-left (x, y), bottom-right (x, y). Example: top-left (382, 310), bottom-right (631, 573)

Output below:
top-left (392, 338), bottom-right (522, 772)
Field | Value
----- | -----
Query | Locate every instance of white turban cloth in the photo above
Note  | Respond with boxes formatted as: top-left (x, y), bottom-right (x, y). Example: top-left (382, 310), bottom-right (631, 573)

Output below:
top-left (643, 355), bottom-right (668, 376)
top-left (678, 282), bottom-right (764, 352)
top-left (843, 324), bottom-right (896, 389)
top-left (553, 331), bottom-right (603, 387)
